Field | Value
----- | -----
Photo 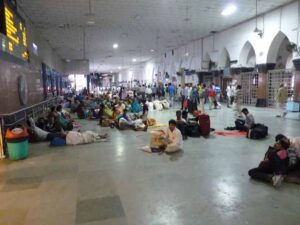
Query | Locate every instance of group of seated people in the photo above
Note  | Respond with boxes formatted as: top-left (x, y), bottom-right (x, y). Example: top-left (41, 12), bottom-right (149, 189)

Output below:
top-left (63, 92), bottom-right (150, 132)
top-left (249, 134), bottom-right (300, 187)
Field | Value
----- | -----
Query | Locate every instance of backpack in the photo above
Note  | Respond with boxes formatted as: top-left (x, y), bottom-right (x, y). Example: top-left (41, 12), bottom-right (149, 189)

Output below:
top-left (247, 124), bottom-right (268, 139)
top-left (186, 122), bottom-right (201, 137)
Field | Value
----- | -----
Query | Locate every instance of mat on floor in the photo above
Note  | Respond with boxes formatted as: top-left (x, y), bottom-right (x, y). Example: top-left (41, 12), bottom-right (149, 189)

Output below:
top-left (214, 130), bottom-right (247, 137)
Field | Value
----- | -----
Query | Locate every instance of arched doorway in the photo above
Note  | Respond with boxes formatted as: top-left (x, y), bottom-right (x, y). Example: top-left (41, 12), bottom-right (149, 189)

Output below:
top-left (239, 41), bottom-right (256, 68)
top-left (218, 48), bottom-right (230, 69)
top-left (201, 52), bottom-right (211, 70)
top-left (266, 32), bottom-right (294, 106)
top-left (239, 41), bottom-right (258, 105)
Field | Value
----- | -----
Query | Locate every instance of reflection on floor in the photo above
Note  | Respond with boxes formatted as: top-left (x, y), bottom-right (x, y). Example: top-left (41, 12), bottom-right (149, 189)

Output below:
top-left (0, 104), bottom-right (299, 225)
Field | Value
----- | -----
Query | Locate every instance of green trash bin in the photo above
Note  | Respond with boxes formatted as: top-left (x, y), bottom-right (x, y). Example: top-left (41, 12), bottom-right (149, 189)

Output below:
top-left (5, 127), bottom-right (29, 160)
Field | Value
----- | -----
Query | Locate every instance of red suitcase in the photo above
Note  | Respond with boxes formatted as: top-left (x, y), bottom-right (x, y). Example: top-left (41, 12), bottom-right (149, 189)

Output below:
top-left (198, 114), bottom-right (210, 136)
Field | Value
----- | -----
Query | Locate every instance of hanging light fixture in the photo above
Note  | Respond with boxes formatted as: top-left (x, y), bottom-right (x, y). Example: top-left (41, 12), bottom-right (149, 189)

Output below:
top-left (253, 0), bottom-right (260, 32)
top-left (85, 0), bottom-right (95, 25)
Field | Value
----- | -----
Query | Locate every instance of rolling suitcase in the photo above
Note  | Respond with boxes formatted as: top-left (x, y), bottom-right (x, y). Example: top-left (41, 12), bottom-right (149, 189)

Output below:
top-left (198, 114), bottom-right (210, 136)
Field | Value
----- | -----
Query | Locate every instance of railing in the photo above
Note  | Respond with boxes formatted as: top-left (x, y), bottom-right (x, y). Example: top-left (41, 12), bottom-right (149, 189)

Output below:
top-left (0, 97), bottom-right (60, 159)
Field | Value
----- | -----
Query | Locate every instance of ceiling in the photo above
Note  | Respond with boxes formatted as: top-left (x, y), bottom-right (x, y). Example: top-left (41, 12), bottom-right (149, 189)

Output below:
top-left (18, 0), bottom-right (293, 73)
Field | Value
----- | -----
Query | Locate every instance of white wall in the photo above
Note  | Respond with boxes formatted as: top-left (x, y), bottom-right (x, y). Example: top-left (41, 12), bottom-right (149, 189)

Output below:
top-left (119, 0), bottom-right (300, 83)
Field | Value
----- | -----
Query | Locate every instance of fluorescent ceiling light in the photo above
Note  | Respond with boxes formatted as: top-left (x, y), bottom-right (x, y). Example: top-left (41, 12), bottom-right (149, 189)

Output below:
top-left (87, 19), bottom-right (95, 25)
top-left (132, 58), bottom-right (137, 62)
top-left (185, 53), bottom-right (189, 56)
top-left (113, 43), bottom-right (119, 49)
top-left (150, 49), bottom-right (155, 52)
top-left (118, 66), bottom-right (122, 69)
top-left (221, 4), bottom-right (237, 16)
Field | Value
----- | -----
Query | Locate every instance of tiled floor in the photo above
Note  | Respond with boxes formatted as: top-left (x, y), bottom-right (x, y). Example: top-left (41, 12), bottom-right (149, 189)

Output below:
top-left (0, 104), bottom-right (299, 225)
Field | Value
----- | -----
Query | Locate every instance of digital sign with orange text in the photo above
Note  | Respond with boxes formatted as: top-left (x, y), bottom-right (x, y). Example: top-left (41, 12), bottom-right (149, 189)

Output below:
top-left (0, 0), bottom-right (29, 60)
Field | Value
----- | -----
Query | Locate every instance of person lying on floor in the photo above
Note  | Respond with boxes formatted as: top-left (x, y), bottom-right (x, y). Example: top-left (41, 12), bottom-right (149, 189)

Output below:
top-left (27, 118), bottom-right (108, 145)
top-left (248, 138), bottom-right (290, 188)
top-left (225, 108), bottom-right (255, 131)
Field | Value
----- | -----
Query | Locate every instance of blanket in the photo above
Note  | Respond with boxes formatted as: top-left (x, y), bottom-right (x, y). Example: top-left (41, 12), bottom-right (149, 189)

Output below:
top-left (214, 130), bottom-right (247, 137)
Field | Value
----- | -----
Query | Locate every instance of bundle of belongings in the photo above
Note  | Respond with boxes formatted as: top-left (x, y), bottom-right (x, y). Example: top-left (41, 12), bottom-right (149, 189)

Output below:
top-left (140, 129), bottom-right (182, 154)
top-left (152, 100), bottom-right (170, 110)
top-left (247, 123), bottom-right (268, 140)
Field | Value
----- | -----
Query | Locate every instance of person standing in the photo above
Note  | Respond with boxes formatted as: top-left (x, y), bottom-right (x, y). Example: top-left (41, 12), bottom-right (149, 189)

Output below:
top-left (181, 84), bottom-right (189, 110)
top-left (234, 85), bottom-right (243, 117)
top-left (177, 84), bottom-right (183, 103)
top-left (168, 83), bottom-right (175, 107)
top-left (275, 84), bottom-right (288, 118)
top-left (190, 86), bottom-right (199, 113)
top-left (226, 84), bottom-right (233, 108)
top-left (199, 84), bottom-right (207, 113)
top-left (152, 84), bottom-right (157, 100)
top-left (207, 85), bottom-right (216, 110)
top-left (145, 85), bottom-right (152, 102)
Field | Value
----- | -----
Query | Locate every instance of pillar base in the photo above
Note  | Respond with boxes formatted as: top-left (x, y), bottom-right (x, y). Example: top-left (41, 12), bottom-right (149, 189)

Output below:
top-left (256, 98), bottom-right (267, 107)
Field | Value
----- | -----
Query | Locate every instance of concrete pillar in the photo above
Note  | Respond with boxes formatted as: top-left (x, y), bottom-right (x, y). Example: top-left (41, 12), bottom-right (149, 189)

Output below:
top-left (256, 63), bottom-right (275, 107)
top-left (292, 59), bottom-right (300, 101)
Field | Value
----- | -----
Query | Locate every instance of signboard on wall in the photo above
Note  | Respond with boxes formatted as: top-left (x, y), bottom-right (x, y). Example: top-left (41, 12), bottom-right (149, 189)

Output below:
top-left (0, 0), bottom-right (29, 60)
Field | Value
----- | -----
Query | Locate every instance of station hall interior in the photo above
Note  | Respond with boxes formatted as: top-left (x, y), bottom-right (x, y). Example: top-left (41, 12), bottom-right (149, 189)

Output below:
top-left (0, 0), bottom-right (300, 225)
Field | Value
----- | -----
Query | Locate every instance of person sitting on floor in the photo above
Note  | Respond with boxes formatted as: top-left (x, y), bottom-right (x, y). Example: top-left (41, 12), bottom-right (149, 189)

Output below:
top-left (182, 110), bottom-right (188, 122)
top-left (226, 108), bottom-right (255, 131)
top-left (248, 138), bottom-right (290, 188)
top-left (176, 110), bottom-right (186, 123)
top-left (76, 101), bottom-right (87, 119)
top-left (176, 111), bottom-right (187, 140)
top-left (162, 119), bottom-right (183, 153)
top-left (56, 105), bottom-right (73, 131)
top-left (118, 109), bottom-right (147, 131)
top-left (235, 108), bottom-right (255, 131)
top-left (275, 134), bottom-right (300, 169)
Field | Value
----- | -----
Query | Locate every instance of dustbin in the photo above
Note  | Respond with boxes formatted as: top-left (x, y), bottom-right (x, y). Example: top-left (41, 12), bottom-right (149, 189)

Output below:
top-left (5, 127), bottom-right (29, 160)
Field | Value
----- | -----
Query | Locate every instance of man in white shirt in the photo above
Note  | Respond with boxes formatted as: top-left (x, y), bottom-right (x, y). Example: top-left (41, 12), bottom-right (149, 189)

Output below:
top-left (226, 84), bottom-right (234, 108)
top-left (164, 119), bottom-right (183, 153)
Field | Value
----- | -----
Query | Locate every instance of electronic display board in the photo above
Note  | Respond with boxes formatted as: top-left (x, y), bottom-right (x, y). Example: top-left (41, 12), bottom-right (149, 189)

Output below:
top-left (0, 0), bottom-right (29, 60)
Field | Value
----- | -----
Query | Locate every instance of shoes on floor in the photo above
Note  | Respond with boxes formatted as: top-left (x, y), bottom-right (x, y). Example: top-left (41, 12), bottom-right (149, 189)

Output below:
top-left (272, 175), bottom-right (284, 188)
top-left (224, 127), bottom-right (236, 131)
top-left (276, 115), bottom-right (281, 118)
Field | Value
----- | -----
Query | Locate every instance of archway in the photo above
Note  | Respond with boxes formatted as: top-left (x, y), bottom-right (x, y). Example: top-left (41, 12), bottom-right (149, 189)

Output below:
top-left (239, 41), bottom-right (256, 67)
top-left (201, 52), bottom-right (211, 70)
top-left (218, 48), bottom-right (230, 69)
top-left (267, 31), bottom-right (293, 69)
